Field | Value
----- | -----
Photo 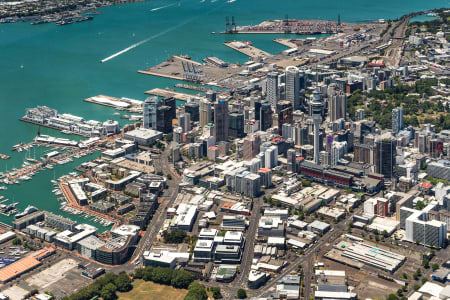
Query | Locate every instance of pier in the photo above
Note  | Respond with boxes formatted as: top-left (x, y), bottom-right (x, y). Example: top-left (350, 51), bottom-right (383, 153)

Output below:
top-left (144, 88), bottom-right (203, 102)
top-left (84, 94), bottom-right (143, 112)
top-left (223, 41), bottom-right (271, 58)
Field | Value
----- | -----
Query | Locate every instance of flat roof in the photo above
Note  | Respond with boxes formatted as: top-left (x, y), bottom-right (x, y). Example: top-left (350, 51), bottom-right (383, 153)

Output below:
top-left (0, 255), bottom-right (41, 283)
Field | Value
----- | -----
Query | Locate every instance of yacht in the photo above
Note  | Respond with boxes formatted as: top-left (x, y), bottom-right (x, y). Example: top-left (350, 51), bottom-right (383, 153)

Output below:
top-left (15, 205), bottom-right (38, 219)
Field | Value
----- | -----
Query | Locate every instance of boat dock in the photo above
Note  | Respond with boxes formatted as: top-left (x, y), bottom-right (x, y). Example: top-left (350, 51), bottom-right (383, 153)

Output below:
top-left (223, 41), bottom-right (271, 58)
top-left (144, 88), bottom-right (203, 102)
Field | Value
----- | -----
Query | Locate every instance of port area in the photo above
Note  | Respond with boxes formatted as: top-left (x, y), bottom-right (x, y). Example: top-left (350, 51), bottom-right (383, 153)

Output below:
top-left (223, 40), bottom-right (272, 58)
top-left (84, 94), bottom-right (143, 113)
top-left (221, 19), bottom-right (350, 34)
top-left (138, 55), bottom-right (246, 86)
top-left (144, 88), bottom-right (203, 102)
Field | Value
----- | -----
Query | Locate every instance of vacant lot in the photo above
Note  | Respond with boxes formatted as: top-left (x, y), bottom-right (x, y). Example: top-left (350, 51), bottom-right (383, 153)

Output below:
top-left (118, 280), bottom-right (187, 300)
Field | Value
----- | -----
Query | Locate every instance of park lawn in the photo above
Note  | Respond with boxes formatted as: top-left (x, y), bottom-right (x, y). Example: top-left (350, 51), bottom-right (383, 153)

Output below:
top-left (118, 280), bottom-right (188, 300)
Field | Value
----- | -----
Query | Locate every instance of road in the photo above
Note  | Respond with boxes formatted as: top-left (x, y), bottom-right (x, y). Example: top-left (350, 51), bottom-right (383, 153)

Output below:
top-left (128, 145), bottom-right (181, 266)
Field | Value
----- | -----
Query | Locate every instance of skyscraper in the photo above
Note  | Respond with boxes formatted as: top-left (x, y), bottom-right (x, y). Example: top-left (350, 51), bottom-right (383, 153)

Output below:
top-left (310, 88), bottom-right (324, 165)
top-left (375, 133), bottom-right (396, 179)
top-left (243, 134), bottom-right (261, 160)
top-left (185, 101), bottom-right (199, 122)
top-left (199, 99), bottom-right (212, 127)
top-left (228, 112), bottom-right (244, 138)
top-left (266, 72), bottom-right (279, 108)
top-left (260, 102), bottom-right (272, 131)
top-left (329, 91), bottom-right (347, 121)
top-left (214, 101), bottom-right (229, 142)
top-left (143, 97), bottom-right (158, 129)
top-left (178, 113), bottom-right (191, 133)
top-left (356, 108), bottom-right (365, 121)
top-left (285, 66), bottom-right (300, 110)
top-left (392, 107), bottom-right (403, 134)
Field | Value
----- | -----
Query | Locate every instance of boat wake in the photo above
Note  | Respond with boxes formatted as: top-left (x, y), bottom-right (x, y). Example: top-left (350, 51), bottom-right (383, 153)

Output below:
top-left (151, 3), bottom-right (176, 11)
top-left (100, 3), bottom-right (224, 63)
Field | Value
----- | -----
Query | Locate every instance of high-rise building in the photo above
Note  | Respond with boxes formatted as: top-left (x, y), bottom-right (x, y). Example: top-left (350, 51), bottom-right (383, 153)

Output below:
top-left (200, 99), bottom-right (212, 127)
top-left (243, 134), bottom-right (261, 160)
top-left (310, 88), bottom-right (324, 165)
top-left (157, 105), bottom-right (174, 134)
top-left (405, 206), bottom-right (447, 248)
top-left (285, 66), bottom-right (300, 110)
top-left (276, 101), bottom-right (293, 136)
top-left (392, 107), bottom-right (403, 134)
top-left (329, 91), bottom-right (347, 121)
top-left (185, 102), bottom-right (200, 122)
top-left (282, 123), bottom-right (293, 140)
top-left (178, 113), bottom-right (191, 133)
top-left (214, 101), bottom-right (229, 142)
top-left (287, 149), bottom-right (297, 173)
top-left (143, 97), bottom-right (158, 129)
top-left (265, 145), bottom-right (278, 169)
top-left (266, 72), bottom-right (279, 108)
top-left (228, 112), bottom-right (244, 138)
top-left (375, 133), bottom-right (396, 179)
top-left (356, 108), bottom-right (365, 121)
top-left (206, 91), bottom-right (216, 103)
top-left (330, 141), bottom-right (347, 167)
top-left (260, 102), bottom-right (272, 131)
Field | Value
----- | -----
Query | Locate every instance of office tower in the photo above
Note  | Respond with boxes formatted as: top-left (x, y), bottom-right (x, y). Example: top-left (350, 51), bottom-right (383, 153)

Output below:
top-left (254, 100), bottom-right (262, 121)
top-left (157, 105), bottom-right (174, 133)
top-left (266, 72), bottom-right (279, 107)
top-left (178, 113), bottom-right (191, 133)
top-left (243, 134), bottom-right (261, 160)
top-left (282, 123), bottom-right (293, 140)
top-left (214, 101), bottom-right (229, 142)
top-left (287, 149), bottom-right (297, 172)
top-left (276, 101), bottom-right (293, 136)
top-left (199, 99), bottom-right (212, 127)
top-left (356, 108), bottom-right (365, 121)
top-left (228, 112), bottom-right (244, 138)
top-left (143, 97), bottom-right (158, 129)
top-left (329, 91), bottom-right (347, 121)
top-left (265, 145), bottom-right (278, 169)
top-left (330, 141), bottom-right (347, 167)
top-left (185, 101), bottom-right (199, 122)
top-left (285, 66), bottom-right (300, 110)
top-left (206, 91), bottom-right (216, 103)
top-left (260, 102), bottom-right (272, 131)
top-left (375, 133), bottom-right (396, 179)
top-left (310, 88), bottom-right (324, 165)
top-left (392, 107), bottom-right (403, 134)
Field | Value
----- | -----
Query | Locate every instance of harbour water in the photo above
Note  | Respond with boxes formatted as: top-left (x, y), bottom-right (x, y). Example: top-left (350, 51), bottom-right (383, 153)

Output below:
top-left (0, 0), bottom-right (445, 228)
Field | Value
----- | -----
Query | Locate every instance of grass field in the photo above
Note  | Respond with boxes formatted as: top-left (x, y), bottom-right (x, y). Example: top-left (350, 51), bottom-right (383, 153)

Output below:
top-left (118, 280), bottom-right (188, 300)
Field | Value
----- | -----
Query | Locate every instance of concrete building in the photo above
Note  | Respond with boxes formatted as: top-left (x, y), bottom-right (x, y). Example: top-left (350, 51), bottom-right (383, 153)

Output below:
top-left (214, 101), bottom-right (229, 142)
top-left (266, 72), bottom-right (279, 107)
top-left (143, 97), bottom-right (158, 129)
top-left (392, 107), bottom-right (403, 134)
top-left (286, 66), bottom-right (300, 110)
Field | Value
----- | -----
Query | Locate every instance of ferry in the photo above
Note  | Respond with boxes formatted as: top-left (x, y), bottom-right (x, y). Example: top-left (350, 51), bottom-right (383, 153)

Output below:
top-left (15, 205), bottom-right (38, 219)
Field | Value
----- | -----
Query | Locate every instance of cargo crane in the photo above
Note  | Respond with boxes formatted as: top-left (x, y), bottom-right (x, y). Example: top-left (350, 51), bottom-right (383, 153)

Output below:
top-left (225, 16), bottom-right (230, 33)
top-left (231, 16), bottom-right (237, 33)
top-left (283, 14), bottom-right (290, 33)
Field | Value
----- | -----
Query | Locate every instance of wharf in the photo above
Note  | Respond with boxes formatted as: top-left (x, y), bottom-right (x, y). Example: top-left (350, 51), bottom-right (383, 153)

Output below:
top-left (223, 41), bottom-right (271, 58)
top-left (84, 94), bottom-right (142, 112)
top-left (137, 70), bottom-right (184, 81)
top-left (145, 88), bottom-right (203, 102)
top-left (273, 38), bottom-right (301, 48)
top-left (19, 118), bottom-right (89, 137)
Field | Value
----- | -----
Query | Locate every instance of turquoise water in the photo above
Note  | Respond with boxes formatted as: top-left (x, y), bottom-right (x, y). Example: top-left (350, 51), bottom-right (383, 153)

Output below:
top-left (409, 13), bottom-right (440, 23)
top-left (0, 0), bottom-right (446, 228)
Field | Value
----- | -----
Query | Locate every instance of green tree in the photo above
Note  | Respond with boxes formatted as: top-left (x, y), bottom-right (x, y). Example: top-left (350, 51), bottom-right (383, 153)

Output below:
top-left (237, 288), bottom-right (247, 299)
top-left (152, 267), bottom-right (174, 285)
top-left (212, 287), bottom-right (222, 299)
top-left (387, 294), bottom-right (399, 300)
top-left (431, 263), bottom-right (439, 271)
top-left (184, 282), bottom-right (207, 300)
top-left (171, 270), bottom-right (195, 289)
top-left (413, 284), bottom-right (420, 291)
top-left (114, 272), bottom-right (132, 292)
top-left (422, 259), bottom-right (429, 268)
top-left (100, 283), bottom-right (117, 300)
